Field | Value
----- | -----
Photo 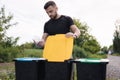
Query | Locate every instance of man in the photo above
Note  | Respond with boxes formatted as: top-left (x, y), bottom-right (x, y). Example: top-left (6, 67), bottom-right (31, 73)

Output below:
top-left (38, 1), bottom-right (80, 80)
top-left (38, 1), bottom-right (80, 48)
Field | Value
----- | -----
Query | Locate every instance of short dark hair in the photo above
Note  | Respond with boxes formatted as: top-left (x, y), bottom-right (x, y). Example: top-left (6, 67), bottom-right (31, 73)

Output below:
top-left (44, 1), bottom-right (56, 9)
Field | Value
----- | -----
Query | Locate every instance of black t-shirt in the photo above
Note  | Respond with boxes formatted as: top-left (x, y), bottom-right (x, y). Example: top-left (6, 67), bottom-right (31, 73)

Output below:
top-left (44, 15), bottom-right (74, 35)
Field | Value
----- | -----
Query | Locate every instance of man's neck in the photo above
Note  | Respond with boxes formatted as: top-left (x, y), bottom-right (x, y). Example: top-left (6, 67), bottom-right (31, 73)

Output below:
top-left (55, 14), bottom-right (61, 19)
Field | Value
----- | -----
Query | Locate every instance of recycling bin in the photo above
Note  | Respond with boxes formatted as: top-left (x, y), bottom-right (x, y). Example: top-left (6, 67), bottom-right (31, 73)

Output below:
top-left (14, 58), bottom-right (46, 80)
top-left (44, 60), bottom-right (73, 80)
top-left (74, 58), bottom-right (109, 80)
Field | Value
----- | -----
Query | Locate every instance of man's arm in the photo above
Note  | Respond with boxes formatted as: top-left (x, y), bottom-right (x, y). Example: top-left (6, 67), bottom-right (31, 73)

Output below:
top-left (37, 33), bottom-right (49, 48)
top-left (41, 33), bottom-right (49, 41)
top-left (70, 24), bottom-right (80, 38)
top-left (66, 24), bottom-right (80, 38)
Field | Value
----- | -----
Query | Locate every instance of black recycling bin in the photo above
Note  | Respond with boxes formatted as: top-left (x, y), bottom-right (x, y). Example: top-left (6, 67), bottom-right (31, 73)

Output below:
top-left (44, 60), bottom-right (73, 80)
top-left (74, 58), bottom-right (109, 80)
top-left (14, 58), bottom-right (46, 80)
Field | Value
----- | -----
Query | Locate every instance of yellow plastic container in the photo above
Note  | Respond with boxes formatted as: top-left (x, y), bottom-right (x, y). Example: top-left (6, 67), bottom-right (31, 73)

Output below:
top-left (43, 34), bottom-right (74, 62)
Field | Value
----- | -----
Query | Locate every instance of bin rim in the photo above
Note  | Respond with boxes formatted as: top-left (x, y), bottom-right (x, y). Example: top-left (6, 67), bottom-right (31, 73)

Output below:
top-left (74, 58), bottom-right (109, 63)
top-left (13, 57), bottom-right (46, 61)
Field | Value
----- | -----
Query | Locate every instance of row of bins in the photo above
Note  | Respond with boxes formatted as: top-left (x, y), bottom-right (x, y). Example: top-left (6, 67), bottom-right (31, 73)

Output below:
top-left (14, 58), bottom-right (109, 80)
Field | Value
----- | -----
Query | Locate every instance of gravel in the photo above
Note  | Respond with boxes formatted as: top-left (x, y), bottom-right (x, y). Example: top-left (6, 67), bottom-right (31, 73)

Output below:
top-left (106, 55), bottom-right (120, 80)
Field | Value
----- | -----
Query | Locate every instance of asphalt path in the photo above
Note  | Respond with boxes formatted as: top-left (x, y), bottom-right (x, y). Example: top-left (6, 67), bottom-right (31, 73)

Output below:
top-left (106, 55), bottom-right (120, 80)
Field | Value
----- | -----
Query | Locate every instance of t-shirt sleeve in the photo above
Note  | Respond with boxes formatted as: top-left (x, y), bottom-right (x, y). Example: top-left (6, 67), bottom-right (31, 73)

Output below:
top-left (66, 16), bottom-right (74, 27)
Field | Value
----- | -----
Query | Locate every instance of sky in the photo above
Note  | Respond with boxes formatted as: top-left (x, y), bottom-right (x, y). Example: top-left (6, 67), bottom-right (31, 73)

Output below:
top-left (0, 0), bottom-right (120, 47)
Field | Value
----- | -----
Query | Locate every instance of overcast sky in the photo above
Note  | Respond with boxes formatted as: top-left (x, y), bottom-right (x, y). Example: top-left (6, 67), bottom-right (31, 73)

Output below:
top-left (1, 0), bottom-right (120, 47)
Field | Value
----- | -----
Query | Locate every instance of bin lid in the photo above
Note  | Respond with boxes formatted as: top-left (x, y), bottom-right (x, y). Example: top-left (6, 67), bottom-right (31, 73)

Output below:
top-left (43, 34), bottom-right (73, 62)
top-left (75, 58), bottom-right (109, 63)
top-left (14, 57), bottom-right (46, 61)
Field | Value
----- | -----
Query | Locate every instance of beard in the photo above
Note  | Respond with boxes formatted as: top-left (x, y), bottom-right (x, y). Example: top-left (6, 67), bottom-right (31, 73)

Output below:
top-left (50, 13), bottom-right (57, 19)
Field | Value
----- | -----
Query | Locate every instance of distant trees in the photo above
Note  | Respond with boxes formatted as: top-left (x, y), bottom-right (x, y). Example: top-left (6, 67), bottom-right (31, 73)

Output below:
top-left (113, 24), bottom-right (120, 53)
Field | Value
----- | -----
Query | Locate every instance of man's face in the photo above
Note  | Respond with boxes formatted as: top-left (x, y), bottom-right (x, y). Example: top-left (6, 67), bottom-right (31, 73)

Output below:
top-left (45, 5), bottom-right (58, 19)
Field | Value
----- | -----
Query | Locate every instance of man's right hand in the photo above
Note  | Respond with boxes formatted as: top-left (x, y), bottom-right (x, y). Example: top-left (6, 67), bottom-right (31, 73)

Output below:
top-left (33, 39), bottom-right (45, 49)
top-left (37, 39), bottom-right (45, 48)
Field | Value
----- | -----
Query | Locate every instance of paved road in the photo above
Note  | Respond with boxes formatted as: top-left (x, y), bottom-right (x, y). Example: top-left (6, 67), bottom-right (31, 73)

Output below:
top-left (106, 55), bottom-right (120, 80)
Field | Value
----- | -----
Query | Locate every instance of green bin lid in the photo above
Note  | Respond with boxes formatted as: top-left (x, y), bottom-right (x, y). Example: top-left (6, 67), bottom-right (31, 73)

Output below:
top-left (75, 58), bottom-right (109, 63)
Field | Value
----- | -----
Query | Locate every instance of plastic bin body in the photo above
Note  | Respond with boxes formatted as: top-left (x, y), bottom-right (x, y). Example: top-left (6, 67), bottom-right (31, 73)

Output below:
top-left (44, 60), bottom-right (73, 80)
top-left (75, 59), bottom-right (109, 80)
top-left (14, 58), bottom-right (46, 80)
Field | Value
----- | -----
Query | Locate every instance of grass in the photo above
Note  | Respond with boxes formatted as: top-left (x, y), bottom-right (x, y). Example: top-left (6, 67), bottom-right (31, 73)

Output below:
top-left (0, 62), bottom-right (15, 80)
top-left (18, 49), bottom-right (43, 58)
top-left (87, 53), bottom-right (107, 59)
top-left (112, 53), bottom-right (120, 56)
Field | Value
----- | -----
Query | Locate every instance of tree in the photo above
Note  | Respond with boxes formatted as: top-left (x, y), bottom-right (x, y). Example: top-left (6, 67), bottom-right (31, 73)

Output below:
top-left (113, 19), bottom-right (120, 54)
top-left (82, 36), bottom-right (101, 54)
top-left (0, 6), bottom-right (18, 48)
top-left (0, 6), bottom-right (20, 62)
top-left (101, 46), bottom-right (108, 54)
top-left (73, 19), bottom-right (89, 47)
top-left (113, 29), bottom-right (120, 53)
top-left (73, 19), bottom-right (101, 54)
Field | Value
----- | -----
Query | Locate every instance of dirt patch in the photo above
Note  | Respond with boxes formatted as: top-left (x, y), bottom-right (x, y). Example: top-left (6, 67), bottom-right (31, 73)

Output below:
top-left (0, 62), bottom-right (15, 71)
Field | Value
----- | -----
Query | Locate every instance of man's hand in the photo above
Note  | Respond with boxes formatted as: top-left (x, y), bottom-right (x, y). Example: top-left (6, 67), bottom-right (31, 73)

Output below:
top-left (65, 32), bottom-right (77, 38)
top-left (38, 39), bottom-right (45, 48)
top-left (65, 32), bottom-right (74, 38)
top-left (33, 39), bottom-right (45, 48)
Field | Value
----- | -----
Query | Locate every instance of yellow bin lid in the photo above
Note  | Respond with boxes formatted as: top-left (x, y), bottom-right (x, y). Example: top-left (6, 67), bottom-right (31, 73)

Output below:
top-left (43, 34), bottom-right (74, 62)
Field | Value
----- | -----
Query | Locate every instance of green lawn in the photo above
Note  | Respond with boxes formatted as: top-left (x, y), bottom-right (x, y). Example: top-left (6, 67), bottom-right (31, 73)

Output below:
top-left (18, 49), bottom-right (43, 58)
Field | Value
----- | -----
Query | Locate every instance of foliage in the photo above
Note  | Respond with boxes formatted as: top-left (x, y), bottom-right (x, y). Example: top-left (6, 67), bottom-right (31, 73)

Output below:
top-left (73, 19), bottom-right (89, 47)
top-left (0, 6), bottom-right (22, 62)
top-left (82, 36), bottom-right (101, 54)
top-left (20, 41), bottom-right (39, 49)
top-left (0, 46), bottom-right (22, 62)
top-left (113, 30), bottom-right (120, 53)
top-left (17, 49), bottom-right (43, 58)
top-left (87, 53), bottom-right (107, 59)
top-left (73, 19), bottom-right (101, 55)
top-left (20, 42), bottom-right (33, 49)
top-left (0, 6), bottom-right (18, 47)
top-left (108, 45), bottom-right (113, 51)
top-left (73, 45), bottom-right (88, 58)
top-left (112, 53), bottom-right (120, 56)
top-left (101, 46), bottom-right (108, 54)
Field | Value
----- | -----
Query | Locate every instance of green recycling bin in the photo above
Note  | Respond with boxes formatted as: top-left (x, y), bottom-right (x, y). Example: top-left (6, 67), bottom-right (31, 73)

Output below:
top-left (74, 58), bottom-right (109, 80)
top-left (14, 57), bottom-right (46, 80)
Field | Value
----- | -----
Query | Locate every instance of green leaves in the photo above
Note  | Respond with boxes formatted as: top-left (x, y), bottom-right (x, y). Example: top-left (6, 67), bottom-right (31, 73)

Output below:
top-left (0, 6), bottom-right (19, 47)
top-left (73, 18), bottom-right (101, 54)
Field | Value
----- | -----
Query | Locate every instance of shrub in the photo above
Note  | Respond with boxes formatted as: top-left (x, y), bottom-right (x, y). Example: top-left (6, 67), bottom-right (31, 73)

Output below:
top-left (0, 46), bottom-right (21, 62)
top-left (73, 45), bottom-right (88, 58)
top-left (87, 53), bottom-right (107, 59)
top-left (17, 49), bottom-right (43, 58)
